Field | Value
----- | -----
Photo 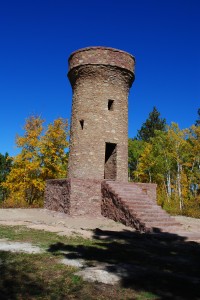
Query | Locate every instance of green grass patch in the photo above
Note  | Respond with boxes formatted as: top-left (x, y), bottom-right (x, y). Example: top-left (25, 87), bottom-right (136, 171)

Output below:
top-left (1, 224), bottom-right (200, 299)
top-left (0, 225), bottom-right (157, 299)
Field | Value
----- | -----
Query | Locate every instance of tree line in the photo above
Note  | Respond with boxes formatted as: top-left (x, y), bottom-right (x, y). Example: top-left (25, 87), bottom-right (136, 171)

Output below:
top-left (0, 108), bottom-right (199, 217)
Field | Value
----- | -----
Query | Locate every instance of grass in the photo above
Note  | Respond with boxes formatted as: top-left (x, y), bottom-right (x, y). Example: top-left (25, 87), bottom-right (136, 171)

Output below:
top-left (0, 225), bottom-right (158, 300)
top-left (1, 225), bottom-right (200, 299)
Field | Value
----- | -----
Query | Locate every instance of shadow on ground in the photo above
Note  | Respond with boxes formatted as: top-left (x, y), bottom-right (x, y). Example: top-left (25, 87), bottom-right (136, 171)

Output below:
top-left (0, 252), bottom-right (47, 300)
top-left (48, 229), bottom-right (200, 300)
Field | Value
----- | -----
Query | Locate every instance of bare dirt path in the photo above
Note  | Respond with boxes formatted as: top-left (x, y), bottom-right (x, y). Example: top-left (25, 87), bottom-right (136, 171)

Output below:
top-left (0, 208), bottom-right (135, 239)
top-left (0, 208), bottom-right (199, 239)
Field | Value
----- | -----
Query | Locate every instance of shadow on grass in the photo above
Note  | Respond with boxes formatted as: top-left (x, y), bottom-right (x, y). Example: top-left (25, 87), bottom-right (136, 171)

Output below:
top-left (0, 252), bottom-right (46, 300)
top-left (48, 229), bottom-right (200, 300)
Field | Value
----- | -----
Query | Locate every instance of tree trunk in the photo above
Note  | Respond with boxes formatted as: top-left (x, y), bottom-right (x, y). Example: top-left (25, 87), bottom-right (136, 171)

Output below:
top-left (177, 162), bottom-right (183, 211)
top-left (166, 171), bottom-right (171, 198)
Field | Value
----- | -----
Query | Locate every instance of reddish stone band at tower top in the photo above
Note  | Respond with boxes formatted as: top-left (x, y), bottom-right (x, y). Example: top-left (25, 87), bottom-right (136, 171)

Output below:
top-left (68, 46), bottom-right (135, 75)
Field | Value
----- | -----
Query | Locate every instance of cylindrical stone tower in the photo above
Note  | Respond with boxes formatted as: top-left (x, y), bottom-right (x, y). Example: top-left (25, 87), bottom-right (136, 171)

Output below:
top-left (68, 46), bottom-right (135, 182)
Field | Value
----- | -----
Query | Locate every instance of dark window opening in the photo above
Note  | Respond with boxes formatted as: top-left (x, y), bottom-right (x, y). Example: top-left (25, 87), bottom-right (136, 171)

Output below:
top-left (108, 99), bottom-right (114, 110)
top-left (80, 120), bottom-right (84, 129)
top-left (104, 142), bottom-right (117, 180)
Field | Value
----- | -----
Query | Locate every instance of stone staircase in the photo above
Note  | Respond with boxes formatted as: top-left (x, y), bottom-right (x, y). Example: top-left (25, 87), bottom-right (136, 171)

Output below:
top-left (101, 181), bottom-right (182, 233)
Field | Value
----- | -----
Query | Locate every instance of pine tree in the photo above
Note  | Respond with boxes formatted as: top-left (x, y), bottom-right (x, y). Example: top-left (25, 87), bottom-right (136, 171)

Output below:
top-left (137, 106), bottom-right (166, 141)
top-left (0, 153), bottom-right (12, 201)
top-left (195, 108), bottom-right (200, 126)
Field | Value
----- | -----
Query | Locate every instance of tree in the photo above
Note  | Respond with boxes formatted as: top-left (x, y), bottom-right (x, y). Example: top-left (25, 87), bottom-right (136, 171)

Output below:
top-left (149, 130), bottom-right (174, 199)
top-left (0, 153), bottom-right (12, 201)
top-left (2, 116), bottom-right (68, 206)
top-left (166, 123), bottom-right (190, 211)
top-left (128, 139), bottom-right (145, 181)
top-left (187, 125), bottom-right (200, 196)
top-left (137, 106), bottom-right (166, 141)
top-left (134, 142), bottom-right (155, 183)
top-left (40, 118), bottom-right (68, 180)
top-left (195, 108), bottom-right (200, 126)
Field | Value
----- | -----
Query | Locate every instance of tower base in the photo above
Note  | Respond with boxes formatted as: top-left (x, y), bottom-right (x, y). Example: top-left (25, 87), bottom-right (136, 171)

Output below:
top-left (44, 178), bottom-right (102, 217)
top-left (44, 179), bottom-right (181, 233)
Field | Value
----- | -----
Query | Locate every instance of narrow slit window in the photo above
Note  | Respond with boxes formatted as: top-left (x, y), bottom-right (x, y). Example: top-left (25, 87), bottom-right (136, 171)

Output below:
top-left (80, 119), bottom-right (84, 129)
top-left (108, 99), bottom-right (114, 111)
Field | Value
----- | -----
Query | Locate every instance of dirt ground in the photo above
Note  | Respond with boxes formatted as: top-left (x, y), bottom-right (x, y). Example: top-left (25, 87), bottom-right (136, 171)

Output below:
top-left (1, 208), bottom-right (200, 286)
top-left (0, 208), bottom-right (135, 239)
top-left (0, 208), bottom-right (200, 239)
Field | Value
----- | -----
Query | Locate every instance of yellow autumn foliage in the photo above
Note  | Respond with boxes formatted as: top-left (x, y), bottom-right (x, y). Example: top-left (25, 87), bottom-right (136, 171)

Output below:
top-left (2, 116), bottom-right (68, 206)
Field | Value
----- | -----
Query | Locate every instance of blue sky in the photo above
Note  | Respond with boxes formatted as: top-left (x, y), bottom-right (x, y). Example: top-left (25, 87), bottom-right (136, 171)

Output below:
top-left (0, 0), bottom-right (199, 156)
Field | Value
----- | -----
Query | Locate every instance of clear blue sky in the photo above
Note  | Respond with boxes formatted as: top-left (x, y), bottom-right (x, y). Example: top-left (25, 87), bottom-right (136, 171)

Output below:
top-left (0, 0), bottom-right (199, 156)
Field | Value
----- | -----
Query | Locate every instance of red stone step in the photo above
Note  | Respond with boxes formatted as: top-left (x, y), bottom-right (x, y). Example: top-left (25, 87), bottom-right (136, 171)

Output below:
top-left (140, 216), bottom-right (175, 223)
top-left (145, 221), bottom-right (181, 227)
top-left (120, 199), bottom-right (154, 204)
top-left (136, 211), bottom-right (170, 218)
top-left (127, 205), bottom-right (163, 211)
top-left (118, 194), bottom-right (150, 200)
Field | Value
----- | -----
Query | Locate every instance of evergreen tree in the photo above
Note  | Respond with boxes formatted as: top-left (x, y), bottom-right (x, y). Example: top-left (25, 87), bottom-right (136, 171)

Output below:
top-left (0, 153), bottom-right (12, 201)
top-left (137, 106), bottom-right (166, 141)
top-left (195, 108), bottom-right (200, 126)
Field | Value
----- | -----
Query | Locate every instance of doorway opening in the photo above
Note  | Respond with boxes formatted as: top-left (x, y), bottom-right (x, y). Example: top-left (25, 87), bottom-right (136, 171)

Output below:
top-left (104, 143), bottom-right (117, 180)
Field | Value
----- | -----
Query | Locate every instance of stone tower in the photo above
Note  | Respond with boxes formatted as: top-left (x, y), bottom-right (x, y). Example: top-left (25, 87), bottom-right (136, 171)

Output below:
top-left (68, 47), bottom-right (135, 182)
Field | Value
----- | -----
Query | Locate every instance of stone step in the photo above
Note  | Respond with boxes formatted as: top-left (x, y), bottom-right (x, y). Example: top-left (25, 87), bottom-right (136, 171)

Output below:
top-left (106, 186), bottom-right (134, 190)
top-left (110, 184), bottom-right (142, 188)
top-left (145, 221), bottom-right (181, 227)
top-left (120, 198), bottom-right (153, 203)
top-left (129, 211), bottom-right (170, 219)
top-left (111, 190), bottom-right (144, 196)
top-left (118, 194), bottom-right (150, 199)
top-left (126, 205), bottom-right (163, 212)
top-left (125, 201), bottom-right (158, 207)
top-left (139, 216), bottom-right (175, 222)
top-left (136, 211), bottom-right (170, 218)
top-left (121, 199), bottom-right (151, 204)
top-left (108, 184), bottom-right (142, 190)
top-left (113, 189), bottom-right (147, 193)
top-left (125, 204), bottom-right (157, 210)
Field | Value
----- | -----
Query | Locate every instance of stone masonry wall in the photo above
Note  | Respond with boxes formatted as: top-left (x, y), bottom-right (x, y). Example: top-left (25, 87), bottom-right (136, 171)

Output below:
top-left (68, 46), bottom-right (135, 74)
top-left (67, 47), bottom-right (135, 182)
top-left (44, 179), bottom-right (71, 214)
top-left (44, 178), bottom-right (102, 217)
top-left (133, 182), bottom-right (157, 202)
top-left (70, 178), bottom-right (102, 216)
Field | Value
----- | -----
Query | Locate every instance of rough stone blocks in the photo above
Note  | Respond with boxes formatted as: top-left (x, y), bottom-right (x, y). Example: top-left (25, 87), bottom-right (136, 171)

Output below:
top-left (44, 178), bottom-right (102, 217)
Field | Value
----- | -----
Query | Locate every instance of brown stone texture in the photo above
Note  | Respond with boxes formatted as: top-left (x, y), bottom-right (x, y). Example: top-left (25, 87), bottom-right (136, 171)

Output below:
top-left (68, 46), bottom-right (135, 74)
top-left (44, 178), bottom-right (101, 217)
top-left (44, 179), bottom-right (71, 213)
top-left (101, 181), bottom-right (182, 233)
top-left (132, 182), bottom-right (157, 202)
top-left (68, 47), bottom-right (135, 182)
